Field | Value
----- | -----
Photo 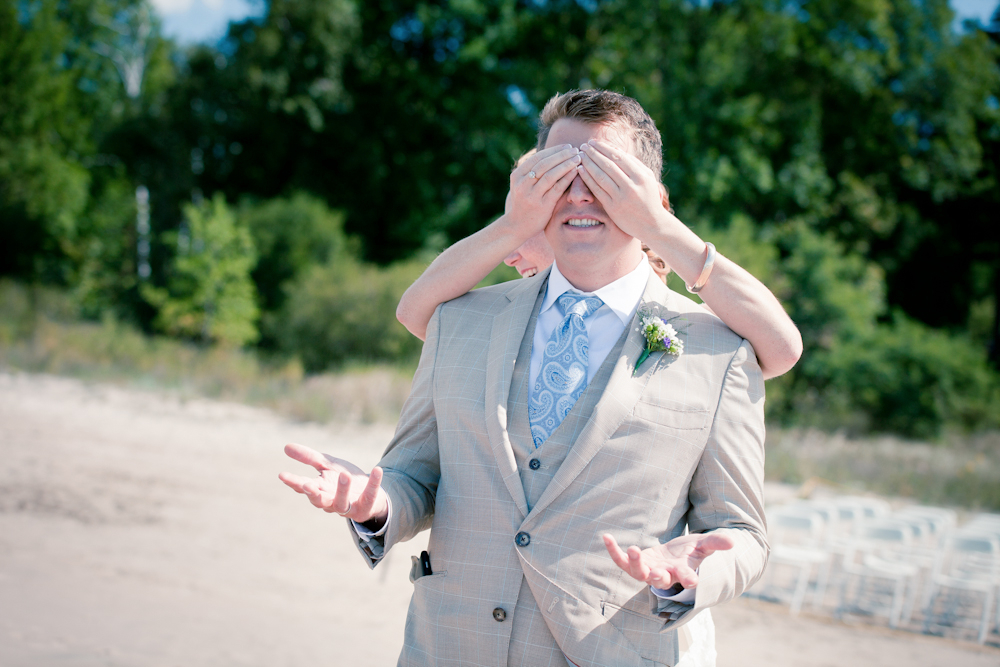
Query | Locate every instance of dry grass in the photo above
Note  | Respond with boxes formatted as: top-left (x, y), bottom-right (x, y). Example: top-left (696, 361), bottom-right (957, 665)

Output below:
top-left (0, 281), bottom-right (413, 425)
top-left (766, 428), bottom-right (1000, 510)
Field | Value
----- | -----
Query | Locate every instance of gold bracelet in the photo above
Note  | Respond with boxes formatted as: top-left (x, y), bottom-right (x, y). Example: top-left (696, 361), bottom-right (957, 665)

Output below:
top-left (685, 242), bottom-right (716, 294)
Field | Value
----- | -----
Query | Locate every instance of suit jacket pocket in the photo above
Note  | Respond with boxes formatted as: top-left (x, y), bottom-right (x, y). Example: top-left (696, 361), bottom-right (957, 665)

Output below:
top-left (632, 401), bottom-right (709, 430)
top-left (412, 571), bottom-right (448, 586)
top-left (601, 600), bottom-right (678, 666)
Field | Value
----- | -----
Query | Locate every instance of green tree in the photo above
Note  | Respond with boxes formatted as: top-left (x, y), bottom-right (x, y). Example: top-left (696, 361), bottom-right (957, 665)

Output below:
top-left (142, 194), bottom-right (259, 346)
top-left (0, 0), bottom-right (176, 325)
top-left (0, 0), bottom-right (91, 281)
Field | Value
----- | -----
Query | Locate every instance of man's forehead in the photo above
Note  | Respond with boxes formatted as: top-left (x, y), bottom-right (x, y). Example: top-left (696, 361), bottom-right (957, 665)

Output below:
top-left (545, 119), bottom-right (634, 153)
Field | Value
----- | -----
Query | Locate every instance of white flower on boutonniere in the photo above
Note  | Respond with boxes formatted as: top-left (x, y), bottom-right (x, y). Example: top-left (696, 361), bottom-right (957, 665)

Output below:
top-left (633, 309), bottom-right (684, 375)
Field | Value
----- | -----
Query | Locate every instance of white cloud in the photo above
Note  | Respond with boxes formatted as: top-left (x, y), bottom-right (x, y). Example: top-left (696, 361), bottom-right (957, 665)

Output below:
top-left (150, 0), bottom-right (193, 14)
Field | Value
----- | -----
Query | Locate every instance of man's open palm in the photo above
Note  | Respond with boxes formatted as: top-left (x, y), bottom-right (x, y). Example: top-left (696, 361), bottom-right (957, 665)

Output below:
top-left (603, 532), bottom-right (735, 590)
top-left (279, 443), bottom-right (389, 526)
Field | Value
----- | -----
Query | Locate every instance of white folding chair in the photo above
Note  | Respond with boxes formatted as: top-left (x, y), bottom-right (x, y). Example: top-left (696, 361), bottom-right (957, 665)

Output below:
top-left (888, 511), bottom-right (949, 609)
top-left (894, 505), bottom-right (957, 545)
top-left (922, 532), bottom-right (1000, 644)
top-left (836, 495), bottom-right (891, 521)
top-left (964, 513), bottom-right (1000, 540)
top-left (836, 519), bottom-right (920, 628)
top-left (756, 507), bottom-right (832, 615)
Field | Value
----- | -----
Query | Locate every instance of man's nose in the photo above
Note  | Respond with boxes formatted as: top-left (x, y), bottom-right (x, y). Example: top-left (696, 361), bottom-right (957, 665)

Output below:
top-left (566, 173), bottom-right (594, 204)
top-left (503, 249), bottom-right (521, 266)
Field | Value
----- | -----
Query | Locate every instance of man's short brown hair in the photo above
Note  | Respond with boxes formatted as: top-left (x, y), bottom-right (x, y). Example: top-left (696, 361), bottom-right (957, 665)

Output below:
top-left (536, 90), bottom-right (663, 179)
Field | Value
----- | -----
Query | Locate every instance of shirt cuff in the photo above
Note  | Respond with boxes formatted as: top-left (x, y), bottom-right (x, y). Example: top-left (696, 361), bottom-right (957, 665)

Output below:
top-left (352, 494), bottom-right (392, 540)
top-left (650, 584), bottom-right (696, 604)
top-left (650, 566), bottom-right (699, 605)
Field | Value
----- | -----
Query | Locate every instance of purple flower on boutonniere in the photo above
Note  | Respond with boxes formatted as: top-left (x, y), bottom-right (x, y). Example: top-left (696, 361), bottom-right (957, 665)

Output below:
top-left (633, 310), bottom-right (685, 375)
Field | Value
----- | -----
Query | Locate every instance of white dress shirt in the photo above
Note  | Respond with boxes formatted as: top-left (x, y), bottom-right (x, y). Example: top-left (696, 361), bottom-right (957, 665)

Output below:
top-left (528, 257), bottom-right (650, 392)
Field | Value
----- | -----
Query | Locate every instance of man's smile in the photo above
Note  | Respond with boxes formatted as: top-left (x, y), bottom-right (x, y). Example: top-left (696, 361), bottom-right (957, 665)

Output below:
top-left (565, 218), bottom-right (604, 228)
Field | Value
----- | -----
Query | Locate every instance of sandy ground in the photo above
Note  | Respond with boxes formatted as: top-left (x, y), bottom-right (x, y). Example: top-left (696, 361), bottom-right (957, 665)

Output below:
top-left (2, 371), bottom-right (999, 667)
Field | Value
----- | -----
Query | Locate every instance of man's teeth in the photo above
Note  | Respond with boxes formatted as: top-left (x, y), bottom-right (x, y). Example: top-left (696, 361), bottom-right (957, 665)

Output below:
top-left (566, 218), bottom-right (601, 227)
top-left (522, 268), bottom-right (537, 278)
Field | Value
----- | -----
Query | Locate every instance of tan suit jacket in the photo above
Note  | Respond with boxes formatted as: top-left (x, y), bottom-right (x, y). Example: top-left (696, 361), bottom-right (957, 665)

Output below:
top-left (352, 267), bottom-right (768, 666)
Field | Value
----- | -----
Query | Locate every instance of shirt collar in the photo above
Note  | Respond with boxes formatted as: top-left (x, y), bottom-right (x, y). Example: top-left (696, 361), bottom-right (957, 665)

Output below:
top-left (542, 256), bottom-right (650, 326)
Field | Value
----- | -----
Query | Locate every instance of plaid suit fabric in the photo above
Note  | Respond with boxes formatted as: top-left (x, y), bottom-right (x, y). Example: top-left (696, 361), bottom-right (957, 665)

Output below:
top-left (505, 286), bottom-right (642, 665)
top-left (351, 268), bottom-right (768, 667)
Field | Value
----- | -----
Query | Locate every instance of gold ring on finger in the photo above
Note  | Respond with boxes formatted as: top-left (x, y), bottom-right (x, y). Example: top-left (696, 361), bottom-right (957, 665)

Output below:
top-left (528, 171), bottom-right (537, 179)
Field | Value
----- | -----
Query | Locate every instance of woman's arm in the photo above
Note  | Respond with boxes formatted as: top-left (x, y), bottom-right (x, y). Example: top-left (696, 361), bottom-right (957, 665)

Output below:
top-left (657, 239), bottom-right (802, 380)
top-left (397, 144), bottom-right (582, 340)
top-left (577, 140), bottom-right (803, 380)
top-left (396, 215), bottom-right (527, 340)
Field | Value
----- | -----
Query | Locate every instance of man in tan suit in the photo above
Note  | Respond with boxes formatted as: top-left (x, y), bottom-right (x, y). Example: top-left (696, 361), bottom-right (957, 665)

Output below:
top-left (280, 90), bottom-right (768, 666)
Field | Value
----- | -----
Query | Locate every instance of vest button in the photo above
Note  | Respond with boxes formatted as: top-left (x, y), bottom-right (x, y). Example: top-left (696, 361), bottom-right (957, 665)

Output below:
top-left (515, 531), bottom-right (531, 547)
top-left (493, 607), bottom-right (507, 622)
top-left (529, 458), bottom-right (541, 470)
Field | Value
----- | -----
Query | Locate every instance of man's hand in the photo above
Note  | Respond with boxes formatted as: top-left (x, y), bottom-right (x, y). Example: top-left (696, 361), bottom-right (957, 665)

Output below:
top-left (603, 532), bottom-right (735, 590)
top-left (279, 443), bottom-right (389, 528)
top-left (576, 139), bottom-right (676, 241)
top-left (503, 144), bottom-right (582, 238)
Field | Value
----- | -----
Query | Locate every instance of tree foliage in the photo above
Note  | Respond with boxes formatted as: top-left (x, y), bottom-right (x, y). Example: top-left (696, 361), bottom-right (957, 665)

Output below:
top-left (2, 0), bottom-right (1000, 436)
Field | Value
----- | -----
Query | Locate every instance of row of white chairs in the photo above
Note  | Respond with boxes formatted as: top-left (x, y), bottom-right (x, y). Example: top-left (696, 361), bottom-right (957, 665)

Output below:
top-left (751, 498), bottom-right (1000, 644)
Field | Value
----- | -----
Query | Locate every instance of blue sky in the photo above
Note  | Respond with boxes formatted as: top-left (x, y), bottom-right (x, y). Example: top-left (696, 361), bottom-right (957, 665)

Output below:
top-left (152, 0), bottom-right (264, 45)
top-left (952, 0), bottom-right (1000, 27)
top-left (152, 0), bottom-right (997, 45)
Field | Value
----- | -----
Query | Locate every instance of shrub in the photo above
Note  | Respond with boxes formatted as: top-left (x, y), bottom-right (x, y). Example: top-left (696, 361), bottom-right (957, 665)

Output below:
top-left (825, 314), bottom-right (1000, 438)
top-left (142, 194), bottom-right (259, 347)
top-left (239, 192), bottom-right (349, 313)
top-left (276, 256), bottom-right (427, 371)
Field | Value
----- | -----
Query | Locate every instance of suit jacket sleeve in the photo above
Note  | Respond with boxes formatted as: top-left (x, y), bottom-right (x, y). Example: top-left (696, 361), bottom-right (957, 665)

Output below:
top-left (658, 337), bottom-right (769, 622)
top-left (347, 304), bottom-right (443, 568)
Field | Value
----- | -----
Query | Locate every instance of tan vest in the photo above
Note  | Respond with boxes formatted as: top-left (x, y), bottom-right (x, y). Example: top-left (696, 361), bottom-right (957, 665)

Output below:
top-left (505, 292), bottom-right (631, 666)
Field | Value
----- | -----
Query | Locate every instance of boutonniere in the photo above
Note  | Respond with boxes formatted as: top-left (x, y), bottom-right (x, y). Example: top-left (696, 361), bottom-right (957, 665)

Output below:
top-left (633, 309), bottom-right (685, 375)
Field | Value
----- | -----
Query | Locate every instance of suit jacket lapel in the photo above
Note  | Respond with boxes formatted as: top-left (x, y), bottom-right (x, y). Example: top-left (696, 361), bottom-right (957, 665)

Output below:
top-left (526, 270), bottom-right (676, 521)
top-left (483, 268), bottom-right (550, 518)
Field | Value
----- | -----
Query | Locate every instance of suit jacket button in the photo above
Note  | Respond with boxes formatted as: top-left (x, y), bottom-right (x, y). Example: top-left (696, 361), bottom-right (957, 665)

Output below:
top-left (529, 458), bottom-right (541, 470)
top-left (493, 607), bottom-right (507, 622)
top-left (515, 531), bottom-right (530, 547)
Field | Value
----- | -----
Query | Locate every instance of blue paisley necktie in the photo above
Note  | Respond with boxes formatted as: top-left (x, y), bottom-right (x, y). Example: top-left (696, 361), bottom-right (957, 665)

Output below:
top-left (528, 291), bottom-right (605, 448)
